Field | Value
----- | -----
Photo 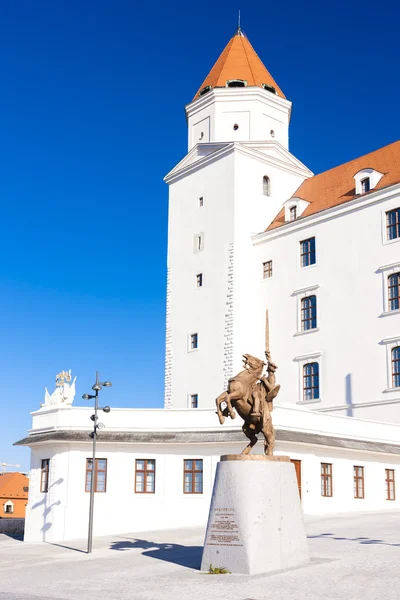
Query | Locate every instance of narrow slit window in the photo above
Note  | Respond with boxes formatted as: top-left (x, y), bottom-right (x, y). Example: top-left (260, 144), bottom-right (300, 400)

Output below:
top-left (290, 206), bottom-right (297, 221)
top-left (385, 469), bottom-right (395, 500)
top-left (190, 333), bottom-right (198, 350)
top-left (196, 273), bottom-right (203, 288)
top-left (263, 176), bottom-right (270, 196)
top-left (40, 459), bottom-right (50, 493)
top-left (199, 197), bottom-right (204, 207)
top-left (190, 394), bottom-right (198, 408)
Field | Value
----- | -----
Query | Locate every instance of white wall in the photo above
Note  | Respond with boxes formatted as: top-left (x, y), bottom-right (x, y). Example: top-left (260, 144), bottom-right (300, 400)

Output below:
top-left (24, 437), bottom-right (400, 543)
top-left (253, 184), bottom-right (400, 422)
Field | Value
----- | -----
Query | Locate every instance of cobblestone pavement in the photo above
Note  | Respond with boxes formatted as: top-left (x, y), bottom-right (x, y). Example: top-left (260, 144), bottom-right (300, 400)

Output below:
top-left (0, 511), bottom-right (399, 600)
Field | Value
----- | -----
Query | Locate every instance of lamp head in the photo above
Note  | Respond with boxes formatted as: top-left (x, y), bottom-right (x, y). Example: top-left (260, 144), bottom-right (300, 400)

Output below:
top-left (82, 394), bottom-right (92, 400)
top-left (101, 381), bottom-right (112, 388)
top-left (97, 422), bottom-right (105, 430)
top-left (102, 406), bottom-right (111, 413)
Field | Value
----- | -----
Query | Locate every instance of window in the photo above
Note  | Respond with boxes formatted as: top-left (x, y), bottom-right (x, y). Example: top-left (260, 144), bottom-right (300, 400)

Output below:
top-left (290, 206), bottom-right (297, 221)
top-left (263, 176), bottom-right (270, 196)
top-left (199, 85), bottom-right (212, 97)
top-left (190, 333), bottom-right (198, 350)
top-left (300, 237), bottom-right (316, 267)
top-left (385, 469), bottom-right (395, 500)
top-left (183, 459), bottom-right (203, 493)
top-left (226, 79), bottom-right (247, 88)
top-left (190, 394), bottom-right (198, 408)
top-left (196, 273), bottom-right (203, 288)
top-left (199, 196), bottom-right (204, 207)
top-left (321, 463), bottom-right (333, 497)
top-left (303, 363), bottom-right (319, 400)
top-left (135, 459), bottom-right (155, 493)
top-left (262, 83), bottom-right (277, 94)
top-left (386, 208), bottom-right (400, 240)
top-left (233, 123), bottom-right (239, 130)
top-left (360, 177), bottom-right (370, 193)
top-left (392, 347), bottom-right (400, 387)
top-left (194, 233), bottom-right (204, 253)
top-left (4, 503), bottom-right (13, 514)
top-left (85, 458), bottom-right (107, 493)
top-left (301, 296), bottom-right (317, 331)
top-left (388, 273), bottom-right (400, 311)
top-left (263, 260), bottom-right (273, 279)
top-left (40, 459), bottom-right (50, 493)
top-left (353, 466), bottom-right (364, 499)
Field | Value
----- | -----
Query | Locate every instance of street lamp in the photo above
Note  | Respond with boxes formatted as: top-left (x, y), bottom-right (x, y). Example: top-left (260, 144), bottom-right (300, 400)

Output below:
top-left (82, 371), bottom-right (112, 554)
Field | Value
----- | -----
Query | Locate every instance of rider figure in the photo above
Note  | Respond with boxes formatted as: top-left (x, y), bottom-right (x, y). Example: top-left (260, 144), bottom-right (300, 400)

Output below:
top-left (250, 358), bottom-right (278, 418)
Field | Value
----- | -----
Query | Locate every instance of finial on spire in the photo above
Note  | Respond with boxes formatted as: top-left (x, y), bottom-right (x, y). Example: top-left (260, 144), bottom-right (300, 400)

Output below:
top-left (236, 9), bottom-right (244, 35)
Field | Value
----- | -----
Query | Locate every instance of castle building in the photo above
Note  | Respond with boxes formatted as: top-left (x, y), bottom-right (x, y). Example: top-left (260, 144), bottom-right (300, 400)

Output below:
top-left (16, 29), bottom-right (400, 544)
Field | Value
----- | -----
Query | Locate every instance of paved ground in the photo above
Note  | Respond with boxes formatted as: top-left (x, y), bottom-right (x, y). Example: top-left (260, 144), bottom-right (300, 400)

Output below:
top-left (1, 511), bottom-right (400, 600)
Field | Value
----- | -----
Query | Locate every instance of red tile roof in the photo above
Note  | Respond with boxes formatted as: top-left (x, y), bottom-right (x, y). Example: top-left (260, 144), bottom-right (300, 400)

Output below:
top-left (0, 472), bottom-right (29, 499)
top-left (194, 30), bottom-right (285, 101)
top-left (267, 141), bottom-right (400, 230)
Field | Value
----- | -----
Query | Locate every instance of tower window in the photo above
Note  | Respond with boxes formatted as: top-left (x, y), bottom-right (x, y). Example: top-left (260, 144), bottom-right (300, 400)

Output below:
top-left (199, 85), bottom-right (212, 97)
top-left (196, 273), bottom-right (203, 288)
top-left (361, 177), bottom-right (370, 193)
top-left (290, 206), bottom-right (297, 221)
top-left (262, 83), bottom-right (277, 94)
top-left (263, 176), bottom-right (271, 196)
top-left (190, 394), bottom-right (198, 408)
top-left (226, 79), bottom-right (247, 88)
top-left (233, 123), bottom-right (239, 131)
top-left (263, 261), bottom-right (273, 279)
top-left (199, 196), bottom-right (204, 207)
top-left (190, 333), bottom-right (198, 350)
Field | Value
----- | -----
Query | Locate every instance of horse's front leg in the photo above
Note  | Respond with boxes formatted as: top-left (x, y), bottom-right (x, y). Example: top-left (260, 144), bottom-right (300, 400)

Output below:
top-left (215, 392), bottom-right (227, 425)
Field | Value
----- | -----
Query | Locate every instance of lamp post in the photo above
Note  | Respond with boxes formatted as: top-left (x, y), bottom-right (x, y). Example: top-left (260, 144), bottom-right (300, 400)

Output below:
top-left (82, 371), bottom-right (111, 554)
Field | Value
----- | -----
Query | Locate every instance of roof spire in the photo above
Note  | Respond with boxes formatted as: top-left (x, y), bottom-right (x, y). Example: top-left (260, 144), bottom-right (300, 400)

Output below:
top-left (236, 9), bottom-right (243, 35)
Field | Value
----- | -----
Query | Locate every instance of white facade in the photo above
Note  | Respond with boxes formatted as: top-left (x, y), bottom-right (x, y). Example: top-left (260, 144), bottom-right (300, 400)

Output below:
top-left (21, 404), bottom-right (400, 543)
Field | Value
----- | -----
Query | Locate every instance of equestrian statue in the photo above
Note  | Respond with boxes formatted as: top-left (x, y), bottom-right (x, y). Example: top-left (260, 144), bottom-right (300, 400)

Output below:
top-left (215, 311), bottom-right (280, 456)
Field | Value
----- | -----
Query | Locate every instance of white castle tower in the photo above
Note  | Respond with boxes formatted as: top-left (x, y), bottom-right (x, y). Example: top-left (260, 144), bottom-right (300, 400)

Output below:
top-left (164, 28), bottom-right (312, 409)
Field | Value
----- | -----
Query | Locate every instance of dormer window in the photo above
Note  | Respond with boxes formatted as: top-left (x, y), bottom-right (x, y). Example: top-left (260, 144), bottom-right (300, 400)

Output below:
top-left (263, 176), bottom-right (271, 196)
top-left (226, 79), bottom-right (247, 88)
top-left (262, 83), bottom-right (277, 94)
top-left (290, 206), bottom-right (297, 221)
top-left (283, 197), bottom-right (310, 222)
top-left (354, 168), bottom-right (384, 195)
top-left (361, 177), bottom-right (370, 193)
top-left (199, 85), bottom-right (212, 97)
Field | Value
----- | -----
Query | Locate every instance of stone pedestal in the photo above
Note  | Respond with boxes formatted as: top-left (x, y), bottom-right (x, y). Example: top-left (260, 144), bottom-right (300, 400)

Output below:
top-left (200, 455), bottom-right (309, 575)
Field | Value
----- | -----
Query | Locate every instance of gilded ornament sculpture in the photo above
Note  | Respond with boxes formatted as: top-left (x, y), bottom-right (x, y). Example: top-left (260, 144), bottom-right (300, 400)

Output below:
top-left (215, 311), bottom-right (280, 455)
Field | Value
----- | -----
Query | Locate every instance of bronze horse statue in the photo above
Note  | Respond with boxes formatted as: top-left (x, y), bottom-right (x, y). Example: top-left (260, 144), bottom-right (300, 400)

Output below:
top-left (215, 353), bottom-right (280, 456)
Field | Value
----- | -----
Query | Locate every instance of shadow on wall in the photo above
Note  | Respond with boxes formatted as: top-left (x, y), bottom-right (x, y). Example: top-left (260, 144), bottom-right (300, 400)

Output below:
top-left (110, 537), bottom-right (202, 570)
top-left (308, 532), bottom-right (400, 547)
top-left (32, 478), bottom-right (63, 542)
top-left (345, 373), bottom-right (353, 417)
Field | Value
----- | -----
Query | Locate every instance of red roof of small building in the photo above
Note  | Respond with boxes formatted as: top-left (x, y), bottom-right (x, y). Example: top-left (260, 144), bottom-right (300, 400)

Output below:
top-left (267, 140), bottom-right (400, 230)
top-left (193, 30), bottom-right (285, 101)
top-left (0, 472), bottom-right (29, 500)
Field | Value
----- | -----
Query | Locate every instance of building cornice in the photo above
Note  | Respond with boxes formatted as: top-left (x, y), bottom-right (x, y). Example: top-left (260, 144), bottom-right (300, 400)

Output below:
top-left (253, 181), bottom-right (400, 245)
top-left (13, 428), bottom-right (400, 455)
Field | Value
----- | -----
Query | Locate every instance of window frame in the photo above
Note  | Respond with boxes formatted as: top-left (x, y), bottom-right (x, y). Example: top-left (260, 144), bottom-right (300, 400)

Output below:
top-left (263, 176), bottom-right (271, 197)
top-left (196, 273), bottom-right (203, 288)
top-left (391, 347), bottom-right (400, 388)
top-left (386, 207), bottom-right (400, 241)
top-left (4, 501), bottom-right (14, 514)
top-left (300, 237), bottom-right (316, 268)
top-left (290, 206), bottom-right (297, 221)
top-left (199, 196), bottom-right (204, 208)
top-left (294, 352), bottom-right (322, 404)
top-left (388, 272), bottom-right (400, 312)
top-left (183, 459), bottom-right (203, 494)
top-left (40, 459), bottom-right (50, 493)
top-left (301, 295), bottom-right (317, 331)
top-left (189, 333), bottom-right (198, 351)
top-left (135, 459), bottom-right (156, 494)
top-left (262, 260), bottom-right (273, 279)
top-left (85, 458), bottom-right (107, 493)
top-left (385, 468), bottom-right (396, 501)
top-left (302, 362), bottom-right (320, 401)
top-left (353, 465), bottom-right (365, 499)
top-left (321, 463), bottom-right (333, 497)
top-left (360, 177), bottom-right (370, 193)
top-left (190, 394), bottom-right (198, 408)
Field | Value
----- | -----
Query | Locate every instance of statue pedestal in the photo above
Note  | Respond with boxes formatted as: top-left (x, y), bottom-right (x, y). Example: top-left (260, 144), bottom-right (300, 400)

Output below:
top-left (200, 455), bottom-right (309, 576)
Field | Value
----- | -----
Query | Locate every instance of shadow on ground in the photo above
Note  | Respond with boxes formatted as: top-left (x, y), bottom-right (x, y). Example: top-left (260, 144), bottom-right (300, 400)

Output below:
top-left (307, 532), bottom-right (400, 547)
top-left (110, 537), bottom-right (202, 570)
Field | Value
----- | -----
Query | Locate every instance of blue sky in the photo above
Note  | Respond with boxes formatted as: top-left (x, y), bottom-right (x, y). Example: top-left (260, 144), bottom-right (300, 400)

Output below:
top-left (2, 0), bottom-right (399, 470)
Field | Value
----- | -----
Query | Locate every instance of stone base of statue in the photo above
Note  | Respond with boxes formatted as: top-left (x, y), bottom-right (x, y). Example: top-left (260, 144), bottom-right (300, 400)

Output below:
top-left (200, 455), bottom-right (309, 576)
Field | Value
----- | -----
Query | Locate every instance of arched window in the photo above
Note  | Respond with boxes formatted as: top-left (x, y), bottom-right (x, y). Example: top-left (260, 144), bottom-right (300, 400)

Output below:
top-left (303, 363), bottom-right (319, 400)
top-left (301, 296), bottom-right (317, 331)
top-left (392, 347), bottom-right (400, 388)
top-left (263, 176), bottom-right (271, 196)
top-left (361, 177), bottom-right (370, 193)
top-left (388, 273), bottom-right (400, 311)
top-left (290, 206), bottom-right (297, 221)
